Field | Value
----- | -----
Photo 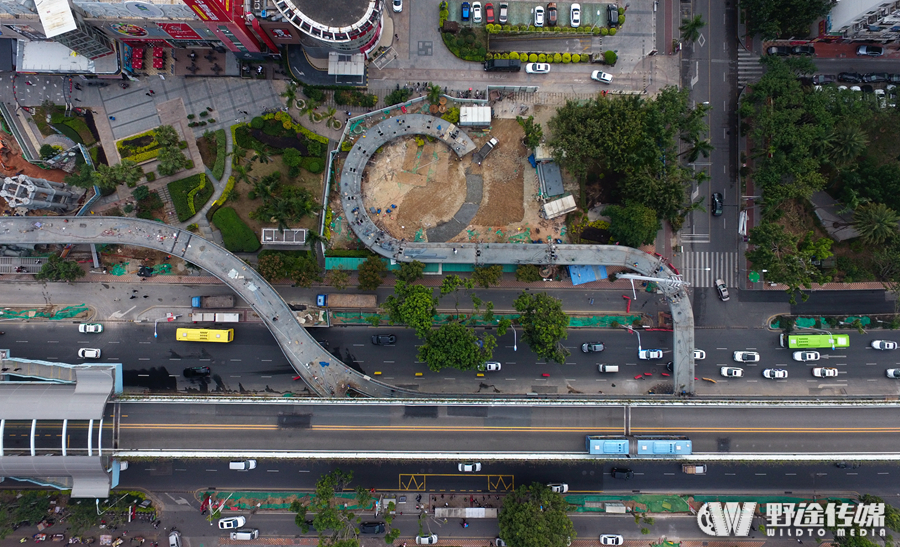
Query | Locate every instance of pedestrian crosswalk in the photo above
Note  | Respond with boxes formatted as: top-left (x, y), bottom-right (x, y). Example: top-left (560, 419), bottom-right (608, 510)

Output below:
top-left (678, 251), bottom-right (740, 288)
top-left (737, 49), bottom-right (764, 87)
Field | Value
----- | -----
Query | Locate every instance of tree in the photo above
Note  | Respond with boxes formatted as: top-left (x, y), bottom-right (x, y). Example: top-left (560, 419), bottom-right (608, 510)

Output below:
top-left (154, 124), bottom-right (180, 148)
top-left (383, 280), bottom-right (438, 336)
top-left (396, 260), bottom-right (426, 284)
top-left (740, 0), bottom-right (834, 40)
top-left (35, 254), bottom-right (85, 282)
top-left (854, 203), bottom-right (900, 245)
top-left (327, 267), bottom-right (350, 290)
top-left (516, 115), bottom-right (544, 149)
top-left (157, 145), bottom-right (189, 177)
top-left (472, 265), bottom-right (503, 288)
top-left (516, 264), bottom-right (543, 283)
top-left (256, 252), bottom-right (286, 281)
top-left (291, 469), bottom-right (366, 546)
top-left (604, 203), bottom-right (661, 248)
top-left (826, 123), bottom-right (868, 168)
top-left (745, 222), bottom-right (831, 303)
top-left (64, 162), bottom-right (96, 190)
top-left (132, 185), bottom-right (150, 201)
top-left (288, 252), bottom-right (322, 287)
top-left (513, 292), bottom-right (570, 363)
top-left (499, 483), bottom-right (575, 547)
top-left (283, 147), bottom-right (303, 168)
top-left (428, 83), bottom-right (443, 105)
top-left (417, 321), bottom-right (496, 371)
top-left (679, 14), bottom-right (705, 42)
top-left (357, 256), bottom-right (386, 290)
top-left (681, 138), bottom-right (714, 163)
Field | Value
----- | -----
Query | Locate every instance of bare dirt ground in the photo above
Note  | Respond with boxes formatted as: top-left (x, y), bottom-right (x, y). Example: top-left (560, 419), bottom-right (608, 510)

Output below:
top-left (0, 134), bottom-right (68, 182)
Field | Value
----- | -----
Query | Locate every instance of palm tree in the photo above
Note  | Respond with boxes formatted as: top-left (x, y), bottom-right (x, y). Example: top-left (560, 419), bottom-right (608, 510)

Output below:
top-left (679, 15), bottom-right (705, 43)
top-left (428, 83), bottom-right (442, 105)
top-left (230, 145), bottom-right (248, 166)
top-left (254, 147), bottom-right (271, 165)
top-left (280, 82), bottom-right (297, 107)
top-left (854, 203), bottom-right (900, 245)
top-left (232, 164), bottom-right (251, 185)
top-left (826, 123), bottom-right (868, 168)
top-left (683, 138), bottom-right (714, 162)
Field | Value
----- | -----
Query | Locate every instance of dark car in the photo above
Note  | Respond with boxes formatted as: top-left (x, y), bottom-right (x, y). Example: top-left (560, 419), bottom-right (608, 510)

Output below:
top-left (547, 2), bottom-right (557, 25)
top-left (812, 74), bottom-right (836, 85)
top-left (485, 2), bottom-right (494, 23)
top-left (766, 46), bottom-right (790, 56)
top-left (461, 1), bottom-right (470, 20)
top-left (857, 45), bottom-right (884, 57)
top-left (183, 366), bottom-right (211, 378)
top-left (581, 342), bottom-right (605, 353)
top-left (711, 192), bottom-right (723, 216)
top-left (863, 72), bottom-right (889, 83)
top-left (611, 468), bottom-right (634, 480)
top-left (359, 522), bottom-right (386, 534)
top-left (861, 84), bottom-right (875, 93)
top-left (791, 45), bottom-right (815, 55)
top-left (371, 334), bottom-right (397, 345)
top-left (889, 74), bottom-right (900, 83)
top-left (838, 72), bottom-right (862, 83)
top-left (835, 462), bottom-right (861, 469)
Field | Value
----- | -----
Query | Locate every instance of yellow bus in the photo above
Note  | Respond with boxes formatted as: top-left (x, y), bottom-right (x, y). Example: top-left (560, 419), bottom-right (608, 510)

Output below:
top-left (176, 328), bottom-right (234, 343)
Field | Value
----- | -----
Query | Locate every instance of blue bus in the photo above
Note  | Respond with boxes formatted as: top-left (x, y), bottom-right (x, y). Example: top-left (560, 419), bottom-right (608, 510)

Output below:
top-left (586, 436), bottom-right (629, 455)
top-left (635, 436), bottom-right (692, 455)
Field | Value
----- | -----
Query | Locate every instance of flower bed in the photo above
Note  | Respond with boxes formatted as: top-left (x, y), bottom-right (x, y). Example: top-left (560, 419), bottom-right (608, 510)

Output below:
top-left (168, 173), bottom-right (213, 222)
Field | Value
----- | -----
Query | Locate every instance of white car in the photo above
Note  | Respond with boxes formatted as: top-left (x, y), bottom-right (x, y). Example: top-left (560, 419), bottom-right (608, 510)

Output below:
top-left (392, 0), bottom-right (402, 12)
top-left (78, 348), bottom-right (101, 359)
top-left (570, 3), bottom-right (581, 26)
top-left (872, 340), bottom-right (898, 350)
top-left (525, 63), bottom-right (551, 74)
top-left (733, 351), bottom-right (759, 363)
top-left (720, 367), bottom-right (743, 378)
top-left (600, 535), bottom-right (624, 546)
top-left (812, 367), bottom-right (838, 378)
top-left (416, 535), bottom-right (438, 545)
top-left (533, 5), bottom-right (544, 26)
top-left (792, 351), bottom-right (820, 362)
top-left (763, 368), bottom-right (788, 379)
top-left (887, 369), bottom-right (900, 378)
top-left (79, 323), bottom-right (103, 334)
top-left (483, 361), bottom-right (501, 371)
top-left (548, 483), bottom-right (568, 493)
top-left (591, 70), bottom-right (613, 84)
top-left (638, 349), bottom-right (663, 360)
top-left (218, 516), bottom-right (246, 530)
top-left (693, 349), bottom-right (706, 360)
top-left (458, 462), bottom-right (481, 472)
top-left (472, 1), bottom-right (482, 23)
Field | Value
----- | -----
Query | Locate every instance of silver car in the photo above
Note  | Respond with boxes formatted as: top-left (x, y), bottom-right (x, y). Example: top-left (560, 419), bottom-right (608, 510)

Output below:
top-left (458, 462), bottom-right (481, 472)
top-left (872, 340), bottom-right (898, 350)
top-left (763, 368), bottom-right (788, 379)
top-left (792, 351), bottom-right (820, 362)
top-left (720, 367), bottom-right (744, 378)
top-left (78, 348), bottom-right (101, 359)
top-left (733, 351), bottom-right (759, 363)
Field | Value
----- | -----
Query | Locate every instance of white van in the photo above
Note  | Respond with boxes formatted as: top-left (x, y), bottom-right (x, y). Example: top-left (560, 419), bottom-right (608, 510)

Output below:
top-left (230, 529), bottom-right (259, 541)
top-left (597, 364), bottom-right (619, 373)
top-left (229, 460), bottom-right (257, 470)
top-left (167, 531), bottom-right (182, 547)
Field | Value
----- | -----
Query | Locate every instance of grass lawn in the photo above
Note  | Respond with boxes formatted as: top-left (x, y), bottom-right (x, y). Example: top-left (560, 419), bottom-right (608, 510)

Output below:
top-left (212, 206), bottom-right (261, 253)
top-left (168, 174), bottom-right (214, 222)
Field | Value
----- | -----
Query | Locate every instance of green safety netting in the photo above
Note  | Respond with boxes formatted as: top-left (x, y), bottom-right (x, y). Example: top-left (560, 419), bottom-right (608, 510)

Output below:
top-left (770, 316), bottom-right (873, 329)
top-left (110, 263), bottom-right (129, 276)
top-left (0, 304), bottom-right (88, 320)
top-left (566, 494), bottom-right (689, 513)
top-left (331, 311), bottom-right (642, 328)
top-left (203, 491), bottom-right (373, 511)
top-left (692, 495), bottom-right (854, 510)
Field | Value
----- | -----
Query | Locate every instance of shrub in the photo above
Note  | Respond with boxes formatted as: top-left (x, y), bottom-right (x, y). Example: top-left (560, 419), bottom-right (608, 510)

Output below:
top-left (132, 185), bottom-right (150, 201)
top-left (303, 86), bottom-right (326, 102)
top-left (212, 207), bottom-right (261, 253)
top-left (529, 53), bottom-right (538, 62)
top-left (187, 223), bottom-right (199, 232)
top-left (145, 171), bottom-right (156, 182)
top-left (608, 28), bottom-right (617, 35)
top-left (168, 174), bottom-right (213, 221)
top-left (199, 111), bottom-right (208, 118)
top-left (187, 114), bottom-right (195, 120)
top-left (604, 50), bottom-right (618, 65)
top-left (250, 117), bottom-right (265, 129)
top-left (301, 156), bottom-right (324, 174)
top-left (553, 53), bottom-right (562, 63)
top-left (516, 264), bottom-right (543, 283)
top-left (538, 53), bottom-right (547, 62)
top-left (601, 27), bottom-right (609, 35)
top-left (212, 129), bottom-right (227, 180)
top-left (509, 52), bottom-right (519, 60)
top-left (341, 140), bottom-right (353, 152)
top-left (123, 204), bottom-right (134, 213)
top-left (562, 53), bottom-right (571, 63)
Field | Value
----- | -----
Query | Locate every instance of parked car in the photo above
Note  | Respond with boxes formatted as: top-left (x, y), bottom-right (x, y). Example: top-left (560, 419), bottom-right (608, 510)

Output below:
top-left (792, 45), bottom-right (815, 55)
top-left (715, 279), bottom-right (730, 301)
top-left (863, 72), bottom-right (889, 83)
top-left (183, 366), bottom-right (211, 378)
top-left (763, 368), bottom-right (788, 379)
top-left (711, 192), bottom-right (723, 216)
top-left (458, 462), bottom-right (481, 472)
top-left (79, 323), bottom-right (103, 333)
top-left (485, 2), bottom-right (494, 23)
top-left (416, 535), bottom-right (438, 545)
top-left (570, 3), bottom-right (580, 26)
top-left (481, 361), bottom-right (501, 371)
top-left (857, 45), bottom-right (884, 56)
top-left (889, 74), bottom-right (900, 83)
top-left (720, 367), bottom-right (744, 378)
top-left (638, 349), bottom-right (663, 360)
top-left (581, 342), bottom-right (605, 353)
top-left (218, 517), bottom-right (246, 530)
top-left (872, 340), bottom-right (898, 350)
top-left (591, 70), bottom-right (613, 84)
top-left (792, 351), bottom-right (820, 362)
top-left (610, 468), bottom-right (633, 479)
top-left (78, 348), bottom-right (101, 359)
top-left (693, 349), bottom-right (706, 360)
top-left (767, 46), bottom-right (791, 56)
top-left (812, 74), bottom-right (836, 85)
top-left (812, 367), bottom-right (839, 378)
top-left (548, 483), bottom-right (568, 493)
top-left (359, 522), bottom-right (386, 534)
top-left (498, 2), bottom-right (508, 23)
top-left (525, 63), bottom-right (551, 74)
top-left (600, 535), bottom-right (624, 546)
top-left (533, 5), bottom-right (544, 26)
top-left (392, 0), bottom-right (402, 12)
top-left (547, 2), bottom-right (557, 25)
top-left (472, 1), bottom-right (482, 22)
top-left (607, 4), bottom-right (618, 27)
top-left (371, 334), bottom-right (396, 345)
top-left (733, 351), bottom-right (760, 363)
top-left (887, 369), bottom-right (900, 378)
top-left (838, 72), bottom-right (862, 83)
top-left (461, 1), bottom-right (470, 20)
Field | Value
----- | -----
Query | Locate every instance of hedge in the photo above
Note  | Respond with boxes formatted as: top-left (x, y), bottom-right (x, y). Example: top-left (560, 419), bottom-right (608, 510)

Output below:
top-left (212, 207), bottom-right (260, 253)
top-left (212, 129), bottom-right (227, 180)
top-left (168, 173), bottom-right (213, 222)
top-left (300, 156), bottom-right (324, 174)
top-left (206, 176), bottom-right (236, 221)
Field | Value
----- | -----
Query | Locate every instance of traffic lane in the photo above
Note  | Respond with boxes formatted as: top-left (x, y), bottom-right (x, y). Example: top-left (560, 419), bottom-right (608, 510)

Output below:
top-left (117, 402), bottom-right (627, 452)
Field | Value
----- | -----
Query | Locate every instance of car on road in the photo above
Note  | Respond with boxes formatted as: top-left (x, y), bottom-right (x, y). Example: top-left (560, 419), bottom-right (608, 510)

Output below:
top-left (78, 348), bottom-right (101, 359)
top-left (715, 279), bottom-right (730, 301)
top-left (610, 468), bottom-right (633, 479)
top-left (547, 2), bottom-right (557, 25)
top-left (733, 351), bottom-right (760, 362)
top-left (887, 369), bottom-right (900, 378)
top-left (767, 46), bottom-right (791, 56)
top-left (570, 3), bottom-right (580, 26)
top-left (498, 2), bottom-right (508, 23)
top-left (857, 45), bottom-right (884, 56)
top-left (371, 334), bottom-right (396, 345)
top-left (872, 340), bottom-right (898, 350)
top-left (792, 45), bottom-right (815, 55)
top-left (392, 0), bottom-right (402, 12)
top-left (218, 517), bottom-right (246, 530)
top-left (591, 70), bottom-right (613, 84)
top-left (838, 72), bottom-right (862, 83)
top-left (359, 522), bottom-right (386, 534)
top-left (548, 483), bottom-right (568, 493)
top-left (533, 5), bottom-right (544, 26)
top-left (720, 366), bottom-right (744, 378)
top-left (416, 535), bottom-right (438, 545)
top-left (638, 349), bottom-right (663, 360)
top-left (183, 366), bottom-right (211, 378)
top-left (812, 367), bottom-right (839, 377)
top-left (79, 323), bottom-right (103, 334)
top-left (581, 342), bottom-right (605, 353)
top-left (461, 1), bottom-right (470, 20)
top-left (763, 368), bottom-right (788, 379)
top-left (792, 351), bottom-right (820, 362)
top-left (481, 361), bottom-right (501, 371)
top-left (168, 531), bottom-right (181, 547)
top-left (711, 192), bottom-right (724, 216)
top-left (693, 349), bottom-right (706, 360)
top-left (485, 3), bottom-right (494, 23)
top-left (525, 63), bottom-right (551, 74)
top-left (835, 461), bottom-right (861, 469)
top-left (458, 462), bottom-right (481, 472)
top-left (600, 535), bottom-right (624, 546)
top-left (813, 74), bottom-right (836, 85)
top-left (472, 1), bottom-right (482, 22)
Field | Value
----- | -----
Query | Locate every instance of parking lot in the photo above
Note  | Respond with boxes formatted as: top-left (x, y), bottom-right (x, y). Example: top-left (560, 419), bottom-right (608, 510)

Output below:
top-left (448, 1), bottom-right (615, 29)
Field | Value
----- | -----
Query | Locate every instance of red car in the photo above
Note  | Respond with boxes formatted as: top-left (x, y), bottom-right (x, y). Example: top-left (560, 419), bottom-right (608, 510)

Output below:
top-left (485, 2), bottom-right (494, 23)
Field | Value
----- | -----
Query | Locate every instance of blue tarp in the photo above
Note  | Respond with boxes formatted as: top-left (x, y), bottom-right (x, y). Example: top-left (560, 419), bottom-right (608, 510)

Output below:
top-left (568, 265), bottom-right (608, 286)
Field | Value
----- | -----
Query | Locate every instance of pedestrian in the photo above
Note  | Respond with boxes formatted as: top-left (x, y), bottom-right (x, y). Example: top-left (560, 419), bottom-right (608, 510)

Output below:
top-left (395, 34), bottom-right (398, 39)
top-left (149, 89), bottom-right (155, 95)
top-left (146, 93), bottom-right (152, 97)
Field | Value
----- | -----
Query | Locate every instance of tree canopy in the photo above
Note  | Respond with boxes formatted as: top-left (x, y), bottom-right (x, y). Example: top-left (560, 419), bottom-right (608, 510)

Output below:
top-left (745, 223), bottom-right (831, 303)
top-left (357, 256), bottom-right (386, 290)
top-left (604, 203), bottom-right (661, 248)
top-left (740, 0), bottom-right (834, 40)
top-left (382, 280), bottom-right (438, 336)
top-left (417, 321), bottom-right (496, 372)
top-left (513, 292), bottom-right (570, 363)
top-left (35, 254), bottom-right (86, 282)
top-left (499, 483), bottom-right (575, 547)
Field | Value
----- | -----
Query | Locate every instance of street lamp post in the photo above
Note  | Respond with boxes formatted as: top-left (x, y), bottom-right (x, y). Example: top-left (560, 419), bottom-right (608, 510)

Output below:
top-left (511, 323), bottom-right (517, 352)
top-left (154, 319), bottom-right (160, 339)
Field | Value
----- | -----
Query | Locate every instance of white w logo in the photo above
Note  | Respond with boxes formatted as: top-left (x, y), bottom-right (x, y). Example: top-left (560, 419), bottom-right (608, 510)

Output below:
top-left (697, 502), bottom-right (757, 537)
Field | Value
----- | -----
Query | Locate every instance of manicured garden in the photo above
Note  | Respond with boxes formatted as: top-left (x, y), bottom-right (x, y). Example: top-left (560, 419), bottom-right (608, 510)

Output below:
top-left (116, 126), bottom-right (188, 164)
top-left (212, 206), bottom-right (260, 253)
top-left (197, 129), bottom-right (227, 180)
top-left (167, 173), bottom-right (214, 222)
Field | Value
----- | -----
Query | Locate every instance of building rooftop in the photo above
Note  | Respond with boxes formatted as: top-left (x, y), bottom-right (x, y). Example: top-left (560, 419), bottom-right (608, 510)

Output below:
top-left (288, 0), bottom-right (374, 29)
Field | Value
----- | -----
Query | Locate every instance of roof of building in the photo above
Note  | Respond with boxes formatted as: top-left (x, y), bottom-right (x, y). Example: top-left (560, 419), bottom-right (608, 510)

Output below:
top-left (17, 39), bottom-right (120, 74)
top-left (537, 161), bottom-right (564, 198)
top-left (34, 0), bottom-right (76, 38)
top-left (288, 0), bottom-right (374, 29)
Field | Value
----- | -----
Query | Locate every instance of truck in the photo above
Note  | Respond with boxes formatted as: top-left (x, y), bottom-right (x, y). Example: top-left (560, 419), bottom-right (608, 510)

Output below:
top-left (682, 464), bottom-right (707, 475)
top-left (473, 137), bottom-right (499, 165)
top-left (191, 295), bottom-right (236, 309)
top-left (190, 312), bottom-right (241, 323)
top-left (316, 294), bottom-right (378, 308)
top-left (483, 58), bottom-right (521, 72)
